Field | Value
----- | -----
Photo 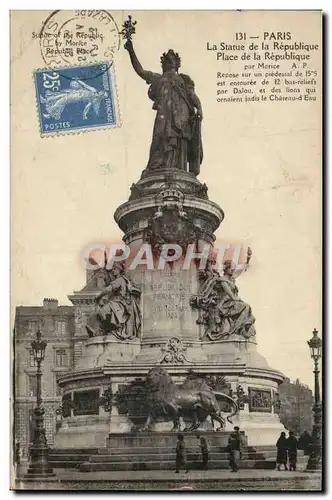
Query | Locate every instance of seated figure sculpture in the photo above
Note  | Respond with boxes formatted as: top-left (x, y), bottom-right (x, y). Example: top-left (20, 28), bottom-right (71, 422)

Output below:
top-left (190, 260), bottom-right (256, 341)
top-left (86, 262), bottom-right (141, 341)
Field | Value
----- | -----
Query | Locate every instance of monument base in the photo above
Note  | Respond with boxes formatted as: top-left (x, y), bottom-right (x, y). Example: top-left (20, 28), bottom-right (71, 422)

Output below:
top-left (80, 431), bottom-right (250, 471)
top-left (50, 431), bottom-right (305, 472)
top-left (53, 415), bottom-right (111, 449)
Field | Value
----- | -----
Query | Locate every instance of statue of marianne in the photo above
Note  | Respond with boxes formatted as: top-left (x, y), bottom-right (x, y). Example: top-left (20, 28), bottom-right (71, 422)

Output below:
top-left (124, 39), bottom-right (203, 175)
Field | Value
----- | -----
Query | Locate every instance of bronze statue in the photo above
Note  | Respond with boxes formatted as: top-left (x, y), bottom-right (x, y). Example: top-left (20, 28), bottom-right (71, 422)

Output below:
top-left (86, 262), bottom-right (141, 340)
top-left (141, 366), bottom-right (238, 432)
top-left (190, 260), bottom-right (256, 341)
top-left (123, 17), bottom-right (203, 175)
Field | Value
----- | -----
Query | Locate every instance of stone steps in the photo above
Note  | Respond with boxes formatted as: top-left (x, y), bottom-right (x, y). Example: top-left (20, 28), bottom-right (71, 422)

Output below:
top-left (49, 453), bottom-right (306, 472)
top-left (48, 433), bottom-right (306, 472)
top-left (52, 459), bottom-right (276, 472)
top-left (50, 451), bottom-right (278, 462)
top-left (51, 458), bottom-right (308, 473)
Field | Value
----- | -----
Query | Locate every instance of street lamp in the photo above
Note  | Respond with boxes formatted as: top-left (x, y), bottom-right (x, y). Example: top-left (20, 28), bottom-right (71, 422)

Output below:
top-left (306, 328), bottom-right (322, 473)
top-left (24, 329), bottom-right (55, 480)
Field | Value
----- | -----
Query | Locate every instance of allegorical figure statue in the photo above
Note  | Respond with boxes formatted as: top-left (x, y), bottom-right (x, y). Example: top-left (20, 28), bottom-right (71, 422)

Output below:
top-left (124, 37), bottom-right (203, 174)
top-left (41, 79), bottom-right (108, 120)
top-left (190, 260), bottom-right (256, 341)
top-left (86, 262), bottom-right (141, 341)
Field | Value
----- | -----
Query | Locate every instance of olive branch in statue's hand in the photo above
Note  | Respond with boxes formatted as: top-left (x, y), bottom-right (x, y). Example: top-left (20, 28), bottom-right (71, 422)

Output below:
top-left (121, 15), bottom-right (137, 51)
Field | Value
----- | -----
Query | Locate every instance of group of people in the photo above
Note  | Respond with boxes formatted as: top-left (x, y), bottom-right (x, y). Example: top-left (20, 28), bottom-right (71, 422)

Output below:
top-left (175, 428), bottom-right (312, 473)
top-left (175, 426), bottom-right (244, 473)
top-left (276, 430), bottom-right (312, 471)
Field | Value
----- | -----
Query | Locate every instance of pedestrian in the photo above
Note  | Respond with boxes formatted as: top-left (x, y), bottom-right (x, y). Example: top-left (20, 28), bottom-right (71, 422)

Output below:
top-left (298, 430), bottom-right (312, 456)
top-left (197, 434), bottom-right (209, 470)
top-left (286, 431), bottom-right (298, 471)
top-left (228, 426), bottom-right (242, 472)
top-left (276, 431), bottom-right (288, 470)
top-left (175, 433), bottom-right (188, 473)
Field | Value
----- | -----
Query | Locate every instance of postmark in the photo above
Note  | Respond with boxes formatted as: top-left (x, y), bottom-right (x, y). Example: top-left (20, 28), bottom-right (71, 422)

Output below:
top-left (34, 63), bottom-right (121, 137)
top-left (38, 10), bottom-right (120, 73)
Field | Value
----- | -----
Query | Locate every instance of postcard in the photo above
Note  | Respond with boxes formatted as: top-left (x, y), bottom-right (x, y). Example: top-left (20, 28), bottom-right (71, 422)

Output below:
top-left (11, 10), bottom-right (322, 491)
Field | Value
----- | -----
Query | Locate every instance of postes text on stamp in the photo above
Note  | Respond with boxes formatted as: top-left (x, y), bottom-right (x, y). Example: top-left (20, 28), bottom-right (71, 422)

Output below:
top-left (34, 63), bottom-right (120, 136)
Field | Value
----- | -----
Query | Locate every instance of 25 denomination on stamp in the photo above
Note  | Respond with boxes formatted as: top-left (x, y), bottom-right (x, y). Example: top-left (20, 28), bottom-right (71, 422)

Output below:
top-left (34, 63), bottom-right (120, 137)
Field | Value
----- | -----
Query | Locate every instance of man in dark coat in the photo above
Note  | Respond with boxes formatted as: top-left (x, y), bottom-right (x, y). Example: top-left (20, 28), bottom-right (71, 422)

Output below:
top-left (276, 431), bottom-right (288, 470)
top-left (197, 434), bottom-right (209, 470)
top-left (286, 431), bottom-right (299, 471)
top-left (228, 426), bottom-right (242, 472)
top-left (175, 433), bottom-right (188, 473)
top-left (298, 430), bottom-right (312, 456)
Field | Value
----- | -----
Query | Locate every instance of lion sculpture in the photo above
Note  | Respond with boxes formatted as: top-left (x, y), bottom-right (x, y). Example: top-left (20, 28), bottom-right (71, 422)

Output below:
top-left (142, 366), bottom-right (238, 432)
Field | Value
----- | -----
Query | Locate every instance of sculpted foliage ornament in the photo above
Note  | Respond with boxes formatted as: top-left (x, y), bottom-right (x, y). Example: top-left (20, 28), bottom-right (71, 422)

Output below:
top-left (114, 379), bottom-right (150, 429)
top-left (233, 385), bottom-right (250, 410)
top-left (186, 370), bottom-right (230, 393)
top-left (273, 392), bottom-right (281, 412)
top-left (160, 337), bottom-right (188, 364)
top-left (97, 386), bottom-right (113, 413)
top-left (56, 395), bottom-right (75, 418)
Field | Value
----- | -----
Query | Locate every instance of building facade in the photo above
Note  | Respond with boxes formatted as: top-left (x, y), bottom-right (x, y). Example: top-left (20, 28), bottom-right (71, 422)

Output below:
top-left (13, 298), bottom-right (75, 458)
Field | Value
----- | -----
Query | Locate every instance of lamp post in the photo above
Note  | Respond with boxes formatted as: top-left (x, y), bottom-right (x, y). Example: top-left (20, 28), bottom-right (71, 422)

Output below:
top-left (306, 328), bottom-right (322, 473)
top-left (24, 329), bottom-right (55, 480)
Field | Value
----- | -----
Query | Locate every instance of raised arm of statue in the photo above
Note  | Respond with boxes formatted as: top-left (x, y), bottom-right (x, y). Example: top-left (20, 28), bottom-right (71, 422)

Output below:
top-left (124, 39), bottom-right (153, 83)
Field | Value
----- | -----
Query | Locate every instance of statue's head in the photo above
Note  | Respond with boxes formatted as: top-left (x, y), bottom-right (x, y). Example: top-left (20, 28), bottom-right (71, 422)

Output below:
top-left (147, 366), bottom-right (169, 384)
top-left (198, 269), bottom-right (207, 281)
top-left (223, 260), bottom-right (235, 277)
top-left (109, 261), bottom-right (125, 278)
top-left (161, 49), bottom-right (181, 72)
top-left (146, 366), bottom-right (176, 401)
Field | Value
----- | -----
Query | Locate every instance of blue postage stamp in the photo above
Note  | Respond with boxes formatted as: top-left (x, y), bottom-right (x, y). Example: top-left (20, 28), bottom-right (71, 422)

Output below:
top-left (34, 63), bottom-right (120, 136)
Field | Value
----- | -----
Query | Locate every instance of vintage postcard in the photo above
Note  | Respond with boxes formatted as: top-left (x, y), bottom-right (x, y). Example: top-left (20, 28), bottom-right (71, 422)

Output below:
top-left (11, 10), bottom-right (322, 491)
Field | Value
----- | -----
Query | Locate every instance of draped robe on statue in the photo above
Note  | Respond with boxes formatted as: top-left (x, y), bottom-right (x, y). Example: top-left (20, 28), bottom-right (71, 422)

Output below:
top-left (194, 273), bottom-right (256, 341)
top-left (87, 274), bottom-right (141, 341)
top-left (145, 71), bottom-right (203, 174)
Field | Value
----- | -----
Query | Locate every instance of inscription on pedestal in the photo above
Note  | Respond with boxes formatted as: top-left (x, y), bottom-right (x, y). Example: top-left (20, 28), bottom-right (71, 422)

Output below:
top-left (151, 269), bottom-right (193, 320)
top-left (142, 268), bottom-right (199, 340)
top-left (151, 281), bottom-right (193, 319)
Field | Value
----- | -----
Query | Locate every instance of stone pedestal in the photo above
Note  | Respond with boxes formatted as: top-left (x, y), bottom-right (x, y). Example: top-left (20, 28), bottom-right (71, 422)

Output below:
top-left (54, 415), bottom-right (111, 449)
top-left (79, 431), bottom-right (249, 471)
top-left (113, 169), bottom-right (223, 364)
top-left (54, 167), bottom-right (287, 450)
top-left (75, 337), bottom-right (141, 370)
